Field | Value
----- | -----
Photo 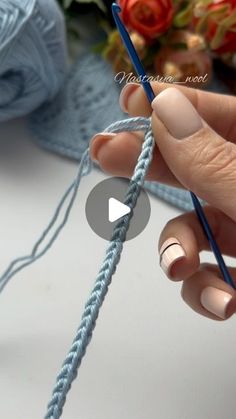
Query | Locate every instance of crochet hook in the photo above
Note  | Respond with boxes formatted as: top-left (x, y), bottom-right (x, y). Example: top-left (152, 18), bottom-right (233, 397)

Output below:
top-left (112, 2), bottom-right (235, 290)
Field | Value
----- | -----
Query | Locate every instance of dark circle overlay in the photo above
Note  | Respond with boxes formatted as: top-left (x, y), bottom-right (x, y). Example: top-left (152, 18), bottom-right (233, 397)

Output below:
top-left (85, 177), bottom-right (151, 241)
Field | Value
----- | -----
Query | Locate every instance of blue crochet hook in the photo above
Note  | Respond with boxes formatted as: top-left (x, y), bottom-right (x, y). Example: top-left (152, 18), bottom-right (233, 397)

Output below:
top-left (112, 2), bottom-right (235, 290)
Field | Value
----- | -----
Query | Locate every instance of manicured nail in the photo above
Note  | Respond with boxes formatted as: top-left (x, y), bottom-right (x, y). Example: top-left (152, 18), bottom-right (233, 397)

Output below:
top-left (200, 286), bottom-right (232, 319)
top-left (159, 237), bottom-right (186, 277)
top-left (151, 87), bottom-right (203, 140)
top-left (119, 83), bottom-right (140, 113)
top-left (90, 133), bottom-right (116, 162)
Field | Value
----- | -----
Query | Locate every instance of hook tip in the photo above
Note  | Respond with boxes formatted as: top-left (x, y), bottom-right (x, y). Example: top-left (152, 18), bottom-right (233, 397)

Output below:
top-left (112, 3), bottom-right (121, 14)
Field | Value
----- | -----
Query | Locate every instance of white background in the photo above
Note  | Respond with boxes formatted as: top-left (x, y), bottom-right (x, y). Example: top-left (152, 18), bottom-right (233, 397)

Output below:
top-left (0, 118), bottom-right (235, 419)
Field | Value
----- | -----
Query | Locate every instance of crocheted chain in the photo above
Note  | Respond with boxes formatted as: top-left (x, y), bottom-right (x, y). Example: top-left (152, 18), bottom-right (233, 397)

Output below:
top-left (44, 117), bottom-right (154, 419)
top-left (0, 117), bottom-right (152, 293)
top-left (0, 117), bottom-right (154, 418)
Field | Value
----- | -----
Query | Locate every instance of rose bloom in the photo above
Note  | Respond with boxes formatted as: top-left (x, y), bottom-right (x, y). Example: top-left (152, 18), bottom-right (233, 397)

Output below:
top-left (194, 0), bottom-right (236, 54)
top-left (119, 0), bottom-right (174, 41)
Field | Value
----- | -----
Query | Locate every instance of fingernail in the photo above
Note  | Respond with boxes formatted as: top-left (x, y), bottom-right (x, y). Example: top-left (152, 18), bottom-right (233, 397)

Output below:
top-left (90, 133), bottom-right (116, 162)
top-left (200, 286), bottom-right (233, 319)
top-left (119, 83), bottom-right (140, 113)
top-left (151, 87), bottom-right (203, 140)
top-left (159, 237), bottom-right (186, 277)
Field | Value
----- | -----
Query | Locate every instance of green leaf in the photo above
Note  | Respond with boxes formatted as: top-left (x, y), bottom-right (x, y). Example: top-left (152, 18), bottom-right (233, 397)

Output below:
top-left (74, 0), bottom-right (106, 12)
top-left (174, 3), bottom-right (194, 28)
top-left (221, 9), bottom-right (236, 28)
top-left (210, 10), bottom-right (236, 49)
top-left (99, 18), bottom-right (113, 34)
top-left (196, 5), bottom-right (228, 34)
top-left (92, 40), bottom-right (107, 54)
top-left (63, 0), bottom-right (74, 8)
top-left (196, 0), bottom-right (215, 6)
top-left (173, 42), bottom-right (188, 50)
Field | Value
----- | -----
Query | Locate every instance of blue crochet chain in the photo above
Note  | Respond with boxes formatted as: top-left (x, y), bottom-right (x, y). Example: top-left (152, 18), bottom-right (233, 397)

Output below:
top-left (45, 117), bottom-right (154, 419)
top-left (1, 4), bottom-right (234, 418)
top-left (43, 6), bottom-right (235, 417)
top-left (0, 116), bottom-right (154, 417)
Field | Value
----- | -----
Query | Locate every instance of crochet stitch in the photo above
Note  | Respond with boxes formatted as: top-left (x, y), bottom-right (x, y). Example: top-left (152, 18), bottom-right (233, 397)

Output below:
top-left (0, 116), bottom-right (153, 418)
top-left (44, 117), bottom-right (154, 419)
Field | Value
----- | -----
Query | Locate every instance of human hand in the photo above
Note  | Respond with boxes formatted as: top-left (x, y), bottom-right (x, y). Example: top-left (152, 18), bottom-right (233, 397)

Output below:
top-left (89, 82), bottom-right (236, 321)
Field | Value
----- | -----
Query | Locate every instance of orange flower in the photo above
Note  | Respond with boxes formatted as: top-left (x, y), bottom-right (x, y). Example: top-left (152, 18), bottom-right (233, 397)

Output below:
top-left (119, 0), bottom-right (174, 41)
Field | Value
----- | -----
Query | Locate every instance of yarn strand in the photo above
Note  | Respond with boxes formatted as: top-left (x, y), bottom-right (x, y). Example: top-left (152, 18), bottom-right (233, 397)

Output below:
top-left (0, 149), bottom-right (92, 293)
top-left (0, 116), bottom-right (154, 419)
top-left (44, 118), bottom-right (154, 419)
top-left (0, 118), bottom-right (150, 294)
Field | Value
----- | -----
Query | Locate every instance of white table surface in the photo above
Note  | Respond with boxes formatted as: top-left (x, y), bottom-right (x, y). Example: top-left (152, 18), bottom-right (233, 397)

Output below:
top-left (0, 118), bottom-right (235, 419)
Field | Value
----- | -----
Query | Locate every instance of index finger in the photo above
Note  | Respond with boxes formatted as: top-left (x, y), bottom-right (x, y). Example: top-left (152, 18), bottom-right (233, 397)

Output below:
top-left (119, 82), bottom-right (236, 142)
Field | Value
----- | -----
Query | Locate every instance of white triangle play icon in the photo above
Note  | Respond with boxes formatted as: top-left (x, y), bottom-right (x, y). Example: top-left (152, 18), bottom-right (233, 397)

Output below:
top-left (108, 198), bottom-right (131, 223)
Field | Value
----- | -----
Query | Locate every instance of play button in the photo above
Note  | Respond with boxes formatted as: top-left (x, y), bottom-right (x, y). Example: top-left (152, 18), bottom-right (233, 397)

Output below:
top-left (108, 198), bottom-right (131, 223)
top-left (85, 177), bottom-right (151, 241)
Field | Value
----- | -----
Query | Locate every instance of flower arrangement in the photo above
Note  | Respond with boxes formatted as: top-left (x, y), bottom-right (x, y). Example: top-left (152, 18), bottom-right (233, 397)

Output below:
top-left (58, 0), bottom-right (236, 89)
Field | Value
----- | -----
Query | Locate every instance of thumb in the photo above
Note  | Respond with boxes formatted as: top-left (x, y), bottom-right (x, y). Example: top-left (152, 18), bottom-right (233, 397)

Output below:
top-left (151, 87), bottom-right (236, 222)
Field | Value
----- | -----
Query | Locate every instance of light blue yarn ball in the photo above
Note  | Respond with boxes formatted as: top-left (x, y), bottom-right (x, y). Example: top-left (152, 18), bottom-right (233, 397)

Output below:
top-left (0, 0), bottom-right (67, 121)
